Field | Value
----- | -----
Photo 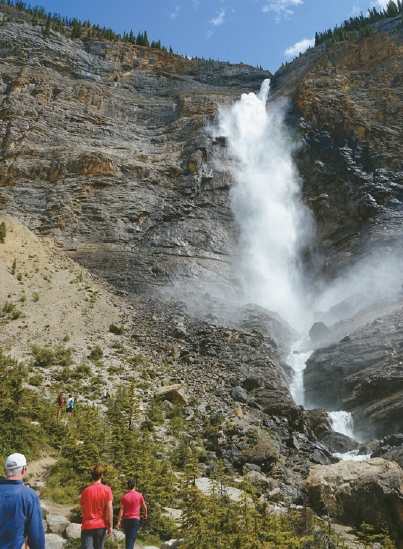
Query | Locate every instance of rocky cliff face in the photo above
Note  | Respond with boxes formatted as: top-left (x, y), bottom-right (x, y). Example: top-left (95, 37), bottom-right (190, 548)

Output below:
top-left (272, 26), bottom-right (403, 286)
top-left (2, 4), bottom-right (403, 444)
top-left (0, 3), bottom-right (270, 297)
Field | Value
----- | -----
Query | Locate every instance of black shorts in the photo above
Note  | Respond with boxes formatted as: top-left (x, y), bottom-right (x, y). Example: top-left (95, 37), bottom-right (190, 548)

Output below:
top-left (66, 406), bottom-right (73, 414)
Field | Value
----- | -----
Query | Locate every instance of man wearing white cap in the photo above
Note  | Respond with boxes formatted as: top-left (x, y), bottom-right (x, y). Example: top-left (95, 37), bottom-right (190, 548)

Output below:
top-left (0, 453), bottom-right (45, 549)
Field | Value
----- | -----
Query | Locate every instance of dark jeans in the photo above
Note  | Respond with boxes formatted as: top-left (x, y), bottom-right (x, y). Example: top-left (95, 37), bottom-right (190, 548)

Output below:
top-left (122, 518), bottom-right (140, 549)
top-left (81, 528), bottom-right (107, 549)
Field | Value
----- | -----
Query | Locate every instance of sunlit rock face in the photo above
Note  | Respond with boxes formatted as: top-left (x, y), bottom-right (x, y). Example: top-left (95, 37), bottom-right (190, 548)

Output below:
top-left (0, 4), bottom-right (270, 296)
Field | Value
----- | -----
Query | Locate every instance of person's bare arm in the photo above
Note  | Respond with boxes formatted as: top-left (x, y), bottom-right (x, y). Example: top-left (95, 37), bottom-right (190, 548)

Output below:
top-left (106, 500), bottom-right (113, 537)
top-left (141, 500), bottom-right (148, 520)
top-left (117, 503), bottom-right (125, 530)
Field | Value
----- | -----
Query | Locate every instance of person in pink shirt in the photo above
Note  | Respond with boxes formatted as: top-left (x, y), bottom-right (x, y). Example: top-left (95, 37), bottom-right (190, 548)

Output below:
top-left (117, 478), bottom-right (147, 549)
top-left (79, 465), bottom-right (114, 549)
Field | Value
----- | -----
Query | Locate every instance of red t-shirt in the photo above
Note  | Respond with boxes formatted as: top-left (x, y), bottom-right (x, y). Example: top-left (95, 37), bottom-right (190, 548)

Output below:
top-left (80, 482), bottom-right (114, 530)
top-left (120, 490), bottom-right (145, 520)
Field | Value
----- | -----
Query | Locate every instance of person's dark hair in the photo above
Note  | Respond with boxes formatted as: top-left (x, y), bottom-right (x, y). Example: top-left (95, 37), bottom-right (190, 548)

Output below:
top-left (91, 465), bottom-right (104, 481)
top-left (127, 478), bottom-right (137, 489)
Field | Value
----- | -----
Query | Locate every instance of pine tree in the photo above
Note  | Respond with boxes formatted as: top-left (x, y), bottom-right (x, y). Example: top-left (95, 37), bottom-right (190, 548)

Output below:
top-left (43, 14), bottom-right (51, 37)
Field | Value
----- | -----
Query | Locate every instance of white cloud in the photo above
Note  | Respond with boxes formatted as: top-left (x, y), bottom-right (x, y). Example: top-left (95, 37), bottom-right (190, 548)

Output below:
top-left (191, 0), bottom-right (200, 8)
top-left (349, 3), bottom-right (361, 16)
top-left (284, 37), bottom-right (315, 57)
top-left (262, 0), bottom-right (303, 21)
top-left (210, 8), bottom-right (226, 26)
top-left (374, 0), bottom-right (390, 8)
top-left (169, 5), bottom-right (180, 19)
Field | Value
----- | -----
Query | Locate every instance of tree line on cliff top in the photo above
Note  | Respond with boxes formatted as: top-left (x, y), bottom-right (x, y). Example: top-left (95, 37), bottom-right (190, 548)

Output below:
top-left (0, 0), bottom-right (171, 52)
top-left (315, 0), bottom-right (403, 47)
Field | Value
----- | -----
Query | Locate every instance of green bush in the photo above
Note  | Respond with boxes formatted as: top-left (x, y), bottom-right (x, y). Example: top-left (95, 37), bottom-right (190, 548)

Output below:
top-left (75, 363), bottom-right (92, 377)
top-left (31, 345), bottom-right (73, 368)
top-left (89, 345), bottom-right (103, 361)
top-left (1, 301), bottom-right (23, 320)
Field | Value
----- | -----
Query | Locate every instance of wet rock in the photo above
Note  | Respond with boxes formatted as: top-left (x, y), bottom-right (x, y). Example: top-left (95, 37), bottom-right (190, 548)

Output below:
top-left (304, 408), bottom-right (332, 438)
top-left (304, 305), bottom-right (403, 439)
top-left (309, 322), bottom-right (331, 343)
top-left (321, 431), bottom-right (359, 454)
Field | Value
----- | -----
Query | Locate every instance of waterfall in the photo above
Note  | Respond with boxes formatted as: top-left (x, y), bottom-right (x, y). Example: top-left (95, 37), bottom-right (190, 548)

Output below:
top-left (214, 80), bottom-right (365, 446)
top-left (214, 79), bottom-right (313, 330)
top-left (287, 345), bottom-right (312, 406)
top-left (329, 410), bottom-right (355, 438)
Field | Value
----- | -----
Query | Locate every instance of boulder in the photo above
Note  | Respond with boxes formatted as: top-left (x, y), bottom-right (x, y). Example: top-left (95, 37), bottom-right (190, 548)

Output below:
top-left (65, 522), bottom-right (81, 539)
top-left (231, 386), bottom-right (250, 404)
top-left (155, 384), bottom-right (188, 404)
top-left (44, 534), bottom-right (66, 549)
top-left (241, 430), bottom-right (280, 473)
top-left (306, 458), bottom-right (403, 548)
top-left (372, 446), bottom-right (403, 468)
top-left (242, 376), bottom-right (263, 390)
top-left (160, 540), bottom-right (185, 549)
top-left (246, 470), bottom-right (278, 491)
top-left (321, 431), bottom-right (359, 454)
top-left (304, 408), bottom-right (332, 438)
top-left (111, 529), bottom-right (126, 542)
top-left (46, 515), bottom-right (69, 535)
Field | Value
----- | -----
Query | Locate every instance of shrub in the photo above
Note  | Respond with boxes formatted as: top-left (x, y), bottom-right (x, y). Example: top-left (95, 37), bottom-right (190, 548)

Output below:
top-left (32, 291), bottom-right (40, 302)
top-left (0, 221), bottom-right (6, 242)
top-left (28, 374), bottom-right (43, 387)
top-left (75, 363), bottom-right (92, 378)
top-left (1, 301), bottom-right (23, 320)
top-left (89, 345), bottom-right (103, 361)
top-left (109, 324), bottom-right (124, 335)
top-left (31, 345), bottom-right (72, 368)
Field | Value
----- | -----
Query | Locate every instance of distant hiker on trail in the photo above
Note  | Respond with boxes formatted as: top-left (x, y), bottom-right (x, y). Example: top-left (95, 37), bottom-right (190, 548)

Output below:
top-left (66, 394), bottom-right (74, 418)
top-left (0, 453), bottom-right (45, 549)
top-left (79, 465), bottom-right (114, 549)
top-left (117, 478), bottom-right (148, 549)
top-left (57, 393), bottom-right (64, 417)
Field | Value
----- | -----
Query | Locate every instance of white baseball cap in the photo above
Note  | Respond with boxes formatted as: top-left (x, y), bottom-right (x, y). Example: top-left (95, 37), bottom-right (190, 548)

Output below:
top-left (5, 453), bottom-right (27, 469)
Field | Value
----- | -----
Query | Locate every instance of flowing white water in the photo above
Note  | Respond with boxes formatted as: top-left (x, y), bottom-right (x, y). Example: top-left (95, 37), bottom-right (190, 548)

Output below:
top-left (329, 410), bottom-right (355, 438)
top-left (214, 79), bottom-right (313, 330)
top-left (287, 346), bottom-right (312, 406)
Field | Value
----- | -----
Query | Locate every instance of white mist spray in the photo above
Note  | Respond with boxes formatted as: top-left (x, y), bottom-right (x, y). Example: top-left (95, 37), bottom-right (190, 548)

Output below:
top-left (214, 80), bottom-right (313, 329)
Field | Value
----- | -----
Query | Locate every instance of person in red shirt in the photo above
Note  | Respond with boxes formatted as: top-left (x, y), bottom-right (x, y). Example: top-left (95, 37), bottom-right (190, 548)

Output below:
top-left (79, 465), bottom-right (114, 549)
top-left (117, 478), bottom-right (147, 549)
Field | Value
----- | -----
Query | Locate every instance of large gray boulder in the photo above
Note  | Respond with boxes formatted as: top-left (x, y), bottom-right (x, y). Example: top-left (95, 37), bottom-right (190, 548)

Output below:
top-left (66, 522), bottom-right (81, 539)
top-left (44, 534), bottom-right (66, 549)
top-left (306, 458), bottom-right (403, 548)
top-left (46, 514), bottom-right (69, 535)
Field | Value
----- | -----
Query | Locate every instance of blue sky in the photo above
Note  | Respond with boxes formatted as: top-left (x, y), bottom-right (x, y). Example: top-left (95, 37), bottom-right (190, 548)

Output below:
top-left (39, 0), bottom-right (391, 73)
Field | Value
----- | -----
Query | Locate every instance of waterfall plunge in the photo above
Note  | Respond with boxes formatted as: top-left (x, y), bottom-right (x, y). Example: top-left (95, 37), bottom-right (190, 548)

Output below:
top-left (214, 81), bottom-right (361, 444)
top-left (214, 80), bottom-right (313, 331)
